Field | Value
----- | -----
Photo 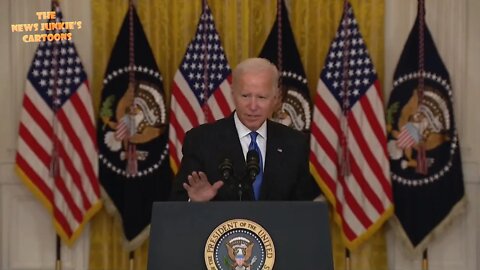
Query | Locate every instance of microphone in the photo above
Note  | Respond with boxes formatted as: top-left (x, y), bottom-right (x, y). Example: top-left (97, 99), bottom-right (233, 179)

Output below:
top-left (246, 150), bottom-right (260, 181)
top-left (218, 158), bottom-right (233, 181)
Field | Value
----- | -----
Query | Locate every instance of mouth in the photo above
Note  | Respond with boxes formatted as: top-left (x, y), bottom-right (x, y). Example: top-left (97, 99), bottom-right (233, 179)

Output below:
top-left (245, 116), bottom-right (262, 123)
top-left (246, 114), bottom-right (260, 119)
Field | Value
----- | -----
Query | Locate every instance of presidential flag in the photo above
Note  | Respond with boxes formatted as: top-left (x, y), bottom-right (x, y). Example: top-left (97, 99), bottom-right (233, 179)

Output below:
top-left (309, 2), bottom-right (393, 249)
top-left (385, 5), bottom-right (465, 253)
top-left (97, 5), bottom-right (172, 250)
top-left (15, 2), bottom-right (101, 245)
top-left (259, 0), bottom-right (312, 133)
top-left (169, 4), bottom-right (234, 173)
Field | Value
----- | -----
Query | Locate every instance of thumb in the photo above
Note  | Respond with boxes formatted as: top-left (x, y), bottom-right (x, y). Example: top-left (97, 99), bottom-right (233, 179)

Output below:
top-left (212, 181), bottom-right (224, 190)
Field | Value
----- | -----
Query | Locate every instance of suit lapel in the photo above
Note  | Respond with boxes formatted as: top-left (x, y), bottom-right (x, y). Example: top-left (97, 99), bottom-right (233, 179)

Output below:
top-left (223, 115), bottom-right (246, 180)
top-left (261, 120), bottom-right (282, 199)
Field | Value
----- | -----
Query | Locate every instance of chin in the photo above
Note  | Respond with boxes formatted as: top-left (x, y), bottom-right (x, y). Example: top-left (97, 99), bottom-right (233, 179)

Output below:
top-left (246, 123), bottom-right (261, 131)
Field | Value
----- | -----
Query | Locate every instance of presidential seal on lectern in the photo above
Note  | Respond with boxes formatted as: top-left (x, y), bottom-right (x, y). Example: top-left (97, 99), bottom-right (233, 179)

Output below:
top-left (205, 219), bottom-right (275, 270)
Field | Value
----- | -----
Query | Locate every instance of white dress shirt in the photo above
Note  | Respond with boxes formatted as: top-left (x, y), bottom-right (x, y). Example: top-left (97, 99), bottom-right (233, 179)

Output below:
top-left (234, 112), bottom-right (266, 170)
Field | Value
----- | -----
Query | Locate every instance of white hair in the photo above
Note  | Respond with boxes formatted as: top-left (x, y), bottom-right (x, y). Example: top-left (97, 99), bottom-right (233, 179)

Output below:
top-left (232, 58), bottom-right (279, 92)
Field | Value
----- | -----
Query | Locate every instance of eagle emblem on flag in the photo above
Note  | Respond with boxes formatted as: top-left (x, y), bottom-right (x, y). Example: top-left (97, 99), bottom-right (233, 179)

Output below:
top-left (97, 5), bottom-right (172, 250)
top-left (386, 9), bottom-right (465, 252)
top-left (100, 81), bottom-right (167, 158)
top-left (387, 86), bottom-right (452, 170)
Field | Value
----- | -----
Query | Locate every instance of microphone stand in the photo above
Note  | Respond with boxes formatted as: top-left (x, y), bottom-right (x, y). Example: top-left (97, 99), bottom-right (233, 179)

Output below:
top-left (219, 154), bottom-right (258, 201)
top-left (237, 179), bottom-right (243, 201)
top-left (240, 173), bottom-right (256, 201)
top-left (226, 173), bottom-right (243, 201)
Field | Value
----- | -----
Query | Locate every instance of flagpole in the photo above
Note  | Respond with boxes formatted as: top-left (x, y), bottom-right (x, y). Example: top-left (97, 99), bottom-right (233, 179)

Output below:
top-left (50, 0), bottom-right (61, 179)
top-left (129, 251), bottom-right (135, 270)
top-left (418, 3), bottom-right (429, 268)
top-left (339, 0), bottom-right (351, 178)
top-left (341, 1), bottom-right (352, 268)
top-left (125, 0), bottom-right (138, 175)
top-left (419, 0), bottom-right (430, 247)
top-left (276, 0), bottom-right (283, 77)
top-left (127, 0), bottom-right (137, 244)
top-left (422, 249), bottom-right (428, 270)
top-left (201, 0), bottom-right (213, 123)
top-left (51, 2), bottom-right (61, 268)
top-left (55, 235), bottom-right (62, 270)
top-left (416, 0), bottom-right (428, 175)
top-left (345, 248), bottom-right (351, 270)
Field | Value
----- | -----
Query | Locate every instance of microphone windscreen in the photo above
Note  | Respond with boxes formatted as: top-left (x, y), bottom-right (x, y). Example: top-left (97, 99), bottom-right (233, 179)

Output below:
top-left (218, 158), bottom-right (233, 181)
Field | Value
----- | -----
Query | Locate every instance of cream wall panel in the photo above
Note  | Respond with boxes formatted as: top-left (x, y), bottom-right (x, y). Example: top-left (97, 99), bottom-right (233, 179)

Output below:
top-left (1, 0), bottom-right (93, 270)
top-left (386, 177), bottom-right (478, 270)
top-left (465, 0), bottom-right (480, 165)
top-left (1, 0), bottom-right (93, 163)
top-left (4, 1), bottom-right (47, 164)
top-left (0, 0), bottom-right (15, 163)
top-left (385, 0), bottom-right (479, 270)
top-left (1, 171), bottom-right (89, 270)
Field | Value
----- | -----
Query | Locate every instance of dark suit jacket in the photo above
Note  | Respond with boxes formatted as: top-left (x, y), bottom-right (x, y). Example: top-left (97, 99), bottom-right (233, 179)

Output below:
top-left (170, 114), bottom-right (320, 201)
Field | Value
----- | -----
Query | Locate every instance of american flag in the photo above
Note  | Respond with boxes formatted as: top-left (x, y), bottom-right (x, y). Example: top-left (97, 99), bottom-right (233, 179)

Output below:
top-left (309, 3), bottom-right (393, 249)
top-left (169, 4), bottom-right (234, 172)
top-left (15, 3), bottom-right (101, 245)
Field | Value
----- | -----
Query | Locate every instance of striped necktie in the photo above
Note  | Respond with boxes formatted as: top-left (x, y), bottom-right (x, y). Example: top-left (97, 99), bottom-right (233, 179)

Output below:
top-left (248, 132), bottom-right (263, 200)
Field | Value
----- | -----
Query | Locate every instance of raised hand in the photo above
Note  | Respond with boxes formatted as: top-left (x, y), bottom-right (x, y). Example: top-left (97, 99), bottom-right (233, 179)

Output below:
top-left (183, 171), bottom-right (224, 202)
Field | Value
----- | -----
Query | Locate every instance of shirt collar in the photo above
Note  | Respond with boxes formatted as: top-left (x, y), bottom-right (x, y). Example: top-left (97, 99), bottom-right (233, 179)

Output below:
top-left (234, 112), bottom-right (267, 139)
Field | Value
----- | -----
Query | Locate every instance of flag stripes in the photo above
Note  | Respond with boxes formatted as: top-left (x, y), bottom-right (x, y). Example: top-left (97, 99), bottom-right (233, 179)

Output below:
top-left (309, 2), bottom-right (392, 248)
top-left (169, 5), bottom-right (234, 172)
top-left (15, 3), bottom-right (101, 244)
top-left (169, 73), bottom-right (233, 168)
top-left (17, 84), bottom-right (100, 242)
top-left (396, 124), bottom-right (419, 148)
top-left (312, 81), bottom-right (391, 243)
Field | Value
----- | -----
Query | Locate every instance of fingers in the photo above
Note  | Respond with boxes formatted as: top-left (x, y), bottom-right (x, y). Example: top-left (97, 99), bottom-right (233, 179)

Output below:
top-left (186, 171), bottom-right (220, 188)
top-left (184, 172), bottom-right (200, 192)
top-left (183, 171), bottom-right (223, 202)
top-left (182, 182), bottom-right (191, 191)
top-left (198, 171), bottom-right (208, 182)
top-left (212, 181), bottom-right (224, 191)
top-left (187, 171), bottom-right (200, 185)
top-left (188, 171), bottom-right (209, 186)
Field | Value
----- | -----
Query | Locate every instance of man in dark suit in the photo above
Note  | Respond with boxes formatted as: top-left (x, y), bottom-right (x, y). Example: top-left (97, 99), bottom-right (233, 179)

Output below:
top-left (170, 58), bottom-right (319, 201)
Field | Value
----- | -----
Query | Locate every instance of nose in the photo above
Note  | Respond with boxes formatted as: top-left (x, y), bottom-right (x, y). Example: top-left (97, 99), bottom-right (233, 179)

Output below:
top-left (248, 96), bottom-right (258, 110)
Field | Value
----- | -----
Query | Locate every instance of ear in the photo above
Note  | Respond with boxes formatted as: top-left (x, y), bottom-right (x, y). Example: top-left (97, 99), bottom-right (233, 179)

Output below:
top-left (273, 88), bottom-right (282, 110)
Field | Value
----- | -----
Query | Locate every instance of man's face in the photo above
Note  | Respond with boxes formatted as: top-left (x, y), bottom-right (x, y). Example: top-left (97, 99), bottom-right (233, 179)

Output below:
top-left (232, 70), bottom-right (278, 131)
